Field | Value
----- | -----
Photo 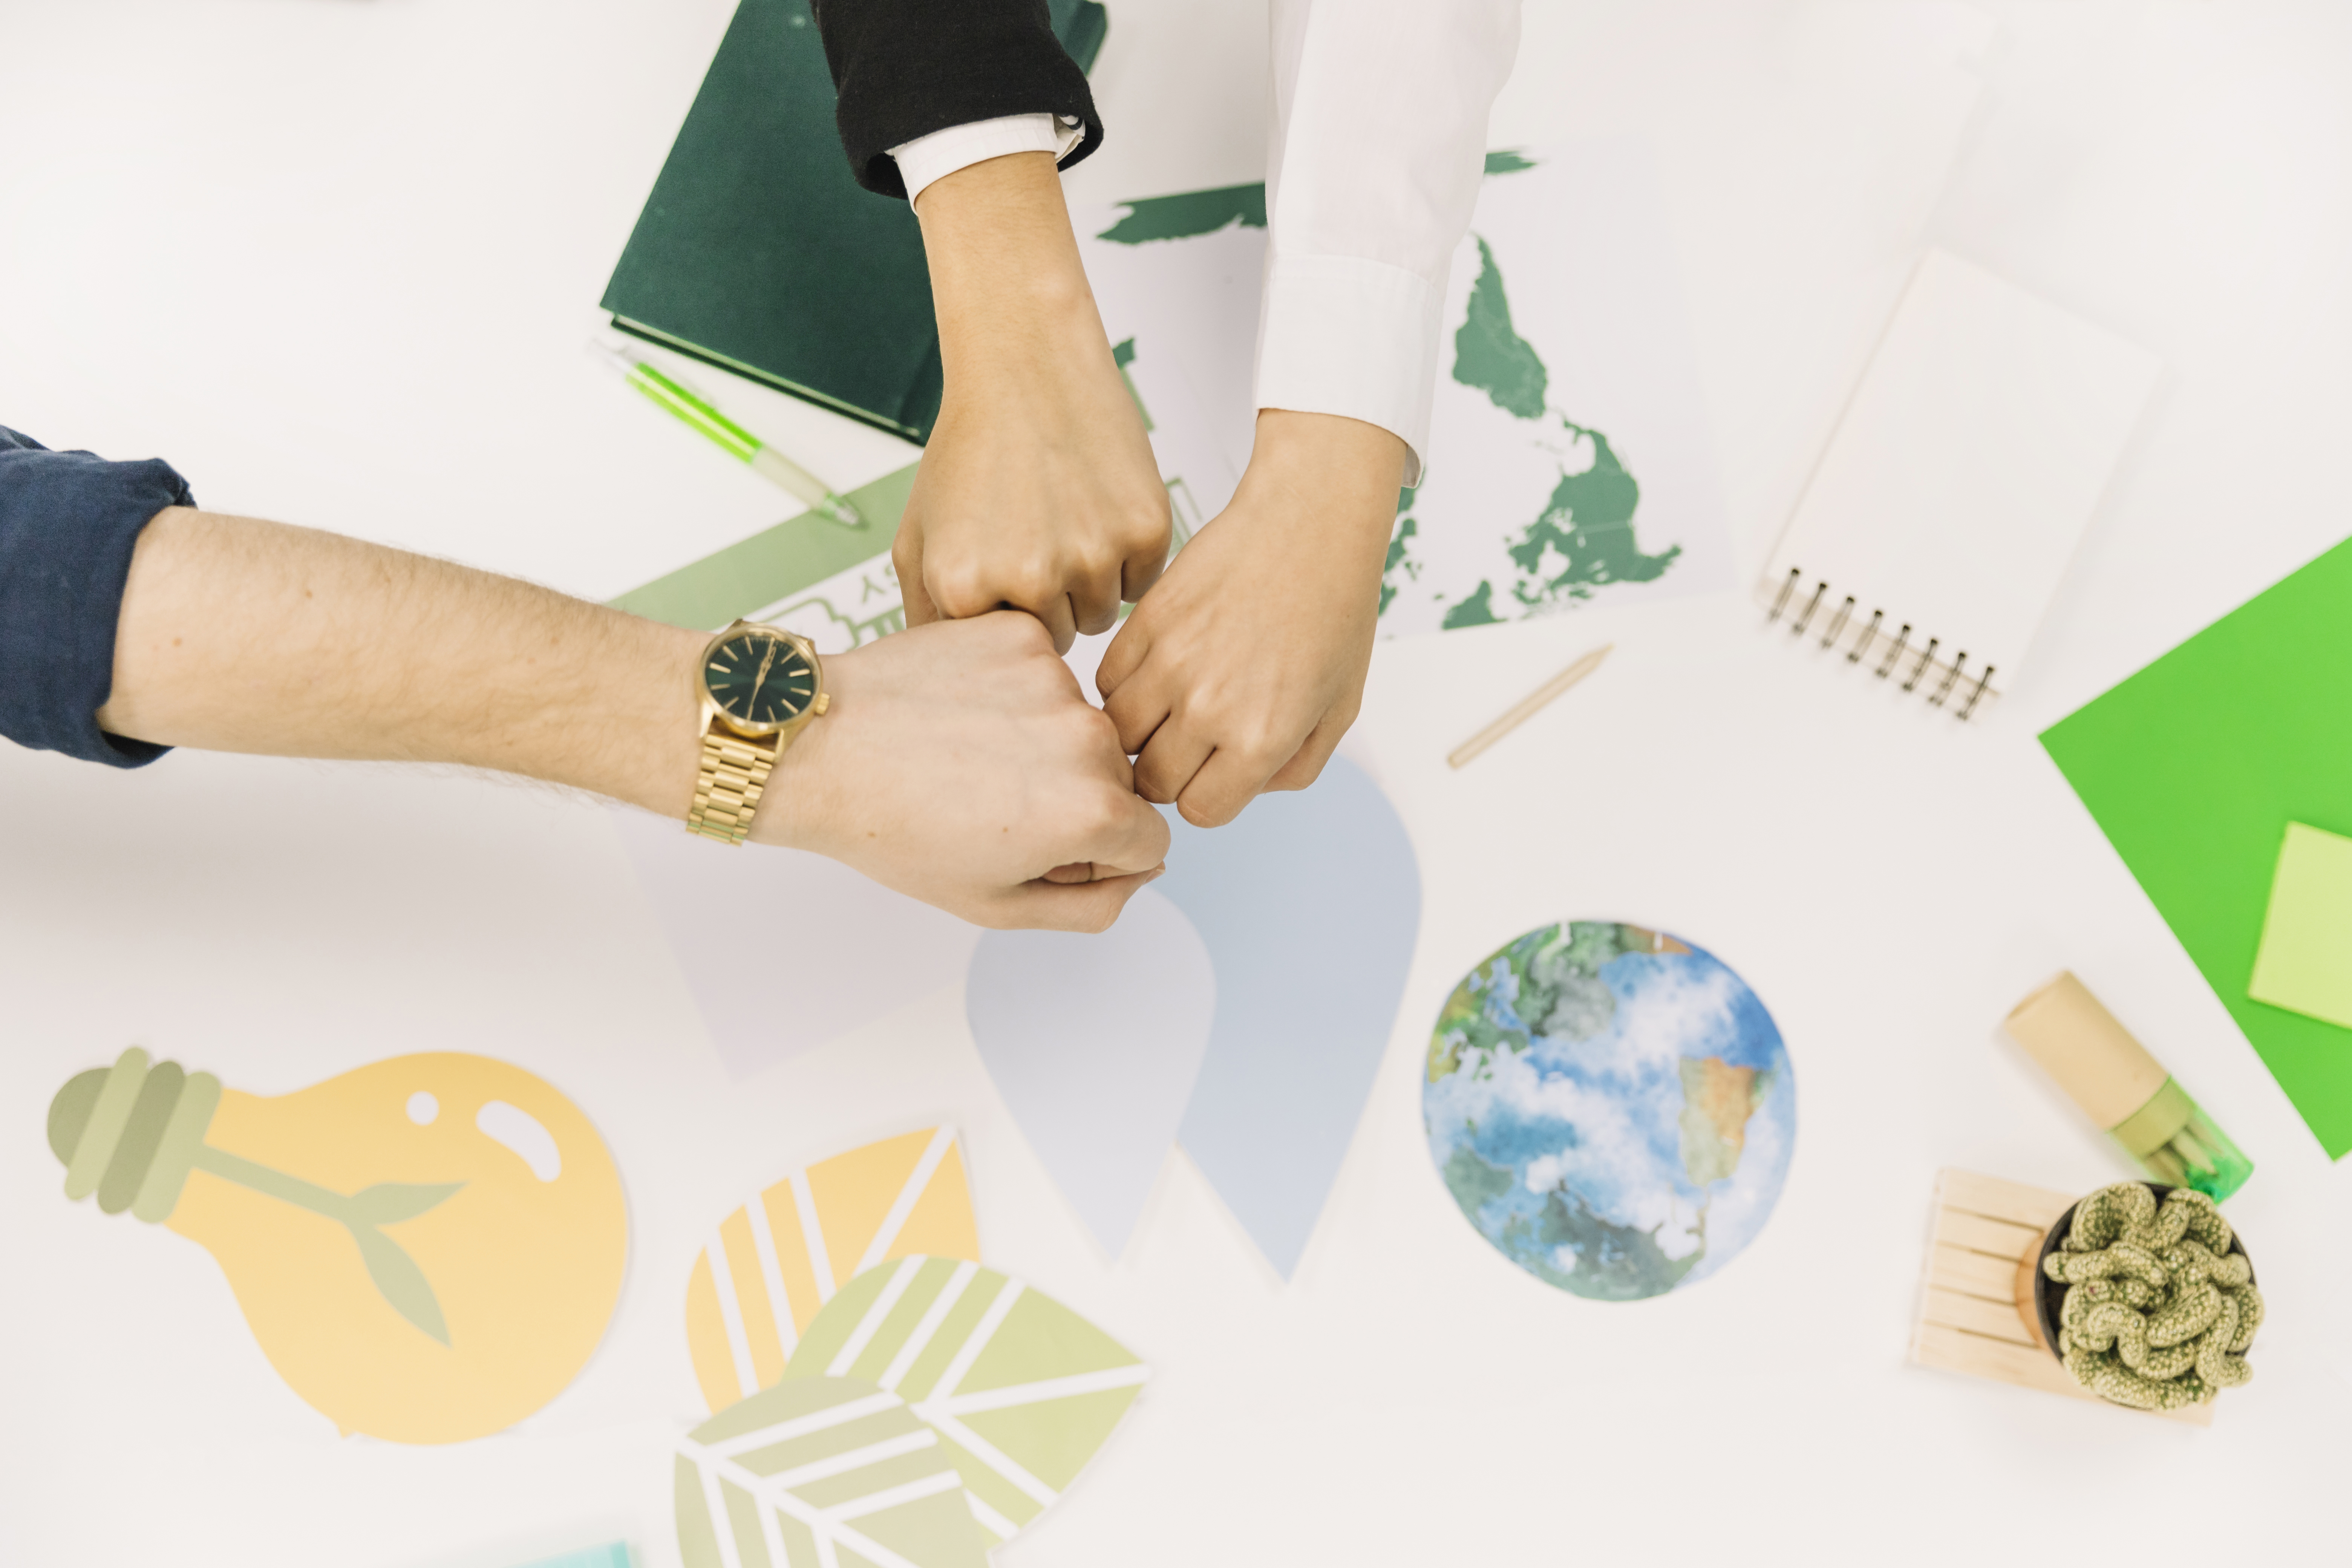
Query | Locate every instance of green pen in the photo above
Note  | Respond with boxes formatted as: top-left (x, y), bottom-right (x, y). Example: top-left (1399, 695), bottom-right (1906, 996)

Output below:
top-left (591, 341), bottom-right (862, 527)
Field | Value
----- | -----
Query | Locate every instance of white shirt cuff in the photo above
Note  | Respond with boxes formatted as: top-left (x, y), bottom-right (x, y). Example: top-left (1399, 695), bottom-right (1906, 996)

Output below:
top-left (1252, 254), bottom-right (1441, 488)
top-left (889, 113), bottom-right (1086, 208)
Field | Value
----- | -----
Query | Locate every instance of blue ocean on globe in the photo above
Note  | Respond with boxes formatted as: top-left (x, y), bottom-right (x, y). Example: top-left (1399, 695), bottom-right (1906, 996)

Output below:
top-left (1423, 922), bottom-right (1795, 1300)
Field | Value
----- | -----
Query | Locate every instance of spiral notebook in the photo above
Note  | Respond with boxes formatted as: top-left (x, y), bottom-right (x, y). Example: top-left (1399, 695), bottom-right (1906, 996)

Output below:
top-left (1758, 250), bottom-right (2161, 717)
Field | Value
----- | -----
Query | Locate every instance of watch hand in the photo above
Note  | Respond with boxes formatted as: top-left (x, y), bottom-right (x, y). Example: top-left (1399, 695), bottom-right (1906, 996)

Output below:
top-left (751, 642), bottom-right (778, 710)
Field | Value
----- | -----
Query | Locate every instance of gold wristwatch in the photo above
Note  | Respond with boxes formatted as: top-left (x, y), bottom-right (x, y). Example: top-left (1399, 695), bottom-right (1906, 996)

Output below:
top-left (687, 619), bottom-right (829, 846)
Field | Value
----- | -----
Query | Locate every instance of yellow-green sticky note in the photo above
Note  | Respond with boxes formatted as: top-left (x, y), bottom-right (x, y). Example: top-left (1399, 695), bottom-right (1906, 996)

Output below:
top-left (2249, 823), bottom-right (2352, 1030)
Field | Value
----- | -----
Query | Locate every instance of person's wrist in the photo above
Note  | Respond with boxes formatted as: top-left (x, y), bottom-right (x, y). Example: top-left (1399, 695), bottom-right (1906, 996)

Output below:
top-left (1242, 410), bottom-right (1409, 549)
top-left (914, 151), bottom-right (1101, 375)
top-left (1250, 409), bottom-right (1406, 481)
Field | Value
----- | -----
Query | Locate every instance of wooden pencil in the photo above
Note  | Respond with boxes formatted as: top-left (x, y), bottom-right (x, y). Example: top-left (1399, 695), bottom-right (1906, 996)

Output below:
top-left (1447, 644), bottom-right (1613, 769)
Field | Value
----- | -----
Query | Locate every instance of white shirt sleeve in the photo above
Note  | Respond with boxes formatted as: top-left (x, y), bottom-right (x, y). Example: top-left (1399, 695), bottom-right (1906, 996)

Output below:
top-left (890, 113), bottom-right (1088, 210)
top-left (1255, 0), bottom-right (1524, 486)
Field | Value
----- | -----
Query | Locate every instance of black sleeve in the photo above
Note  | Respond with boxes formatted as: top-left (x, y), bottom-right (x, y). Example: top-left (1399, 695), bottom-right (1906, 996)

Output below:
top-left (0, 426), bottom-right (190, 769)
top-left (809, 0), bottom-right (1103, 200)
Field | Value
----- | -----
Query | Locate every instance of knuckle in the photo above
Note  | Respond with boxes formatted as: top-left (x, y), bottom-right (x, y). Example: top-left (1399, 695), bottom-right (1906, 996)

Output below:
top-left (1122, 493), bottom-right (1173, 545)
top-left (1072, 702), bottom-right (1121, 744)
top-left (1228, 719), bottom-right (1288, 771)
top-left (1103, 707), bottom-right (1149, 755)
top-left (1177, 796), bottom-right (1228, 830)
top-left (931, 563), bottom-right (996, 618)
top-left (1131, 765), bottom-right (1176, 805)
top-left (988, 609), bottom-right (1053, 655)
top-left (1067, 787), bottom-right (1124, 839)
top-left (998, 559), bottom-right (1061, 611)
top-left (1277, 753), bottom-right (1329, 791)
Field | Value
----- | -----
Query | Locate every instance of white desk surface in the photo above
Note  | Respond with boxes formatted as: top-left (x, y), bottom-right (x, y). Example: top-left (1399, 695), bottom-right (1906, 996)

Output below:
top-left (4, 2), bottom-right (2349, 1563)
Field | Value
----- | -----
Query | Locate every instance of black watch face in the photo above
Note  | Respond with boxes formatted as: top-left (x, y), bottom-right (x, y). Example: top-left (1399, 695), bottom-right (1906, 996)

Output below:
top-left (705, 631), bottom-right (816, 728)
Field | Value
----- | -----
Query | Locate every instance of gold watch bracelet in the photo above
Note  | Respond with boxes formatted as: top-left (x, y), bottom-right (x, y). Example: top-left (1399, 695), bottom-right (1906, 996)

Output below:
top-left (686, 729), bottom-right (779, 846)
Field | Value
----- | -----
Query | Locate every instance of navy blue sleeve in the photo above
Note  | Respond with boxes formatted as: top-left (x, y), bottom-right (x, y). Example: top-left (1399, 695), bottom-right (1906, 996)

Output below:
top-left (0, 425), bottom-right (191, 768)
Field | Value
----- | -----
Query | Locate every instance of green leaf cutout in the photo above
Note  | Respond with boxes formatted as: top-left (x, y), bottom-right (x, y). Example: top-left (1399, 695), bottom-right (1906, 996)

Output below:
top-left (345, 1181), bottom-right (464, 1226)
top-left (348, 1224), bottom-right (452, 1346)
top-left (187, 1146), bottom-right (462, 1346)
top-left (675, 1375), bottom-right (986, 1568)
top-left (781, 1257), bottom-right (1147, 1547)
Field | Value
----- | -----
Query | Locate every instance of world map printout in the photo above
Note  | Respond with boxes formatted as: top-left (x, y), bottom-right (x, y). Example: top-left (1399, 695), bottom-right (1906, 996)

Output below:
top-left (1077, 142), bottom-right (1736, 639)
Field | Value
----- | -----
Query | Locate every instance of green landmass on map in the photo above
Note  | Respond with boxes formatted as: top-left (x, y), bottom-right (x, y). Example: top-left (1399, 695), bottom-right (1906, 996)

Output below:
top-left (1100, 156), bottom-right (1531, 245)
top-left (1381, 501), bottom-right (1419, 615)
top-left (1442, 1144), bottom-right (1516, 1226)
top-left (1427, 922), bottom-right (1687, 1081)
top-left (1455, 237), bottom-right (1548, 419)
top-left (1443, 1145), bottom-right (1707, 1299)
top-left (1096, 183), bottom-right (1267, 245)
top-left (1532, 1185), bottom-right (1705, 1299)
top-left (1501, 422), bottom-right (1677, 616)
top-left (1385, 231), bottom-right (1682, 628)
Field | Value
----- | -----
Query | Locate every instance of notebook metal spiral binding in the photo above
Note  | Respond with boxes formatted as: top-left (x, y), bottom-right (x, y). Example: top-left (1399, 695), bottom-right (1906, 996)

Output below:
top-left (1766, 568), bottom-right (1996, 718)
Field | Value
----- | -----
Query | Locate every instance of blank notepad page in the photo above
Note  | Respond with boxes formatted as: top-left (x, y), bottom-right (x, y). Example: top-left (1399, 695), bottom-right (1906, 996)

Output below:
top-left (1759, 250), bottom-right (2161, 714)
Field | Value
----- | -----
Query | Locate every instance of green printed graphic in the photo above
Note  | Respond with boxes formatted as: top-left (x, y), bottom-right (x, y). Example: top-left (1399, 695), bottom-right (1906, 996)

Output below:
top-left (1101, 152), bottom-right (1532, 247)
top-left (1439, 580), bottom-right (1501, 630)
top-left (608, 464), bottom-right (916, 632)
top-left (782, 1257), bottom-right (1148, 1547)
top-left (1505, 424), bottom-right (1677, 609)
top-left (192, 1145), bottom-right (462, 1344)
top-left (1110, 337), bottom-right (1154, 431)
top-left (1385, 236), bottom-right (1681, 623)
top-left (675, 1376), bottom-right (986, 1568)
top-left (48, 1051), bottom-right (464, 1343)
top-left (1455, 238), bottom-right (1548, 418)
top-left (1095, 183), bottom-right (1267, 245)
top-left (1381, 510), bottom-right (1420, 616)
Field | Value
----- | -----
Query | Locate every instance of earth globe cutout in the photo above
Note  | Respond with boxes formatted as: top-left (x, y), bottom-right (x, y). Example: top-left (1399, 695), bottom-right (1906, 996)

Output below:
top-left (1423, 922), bottom-right (1794, 1300)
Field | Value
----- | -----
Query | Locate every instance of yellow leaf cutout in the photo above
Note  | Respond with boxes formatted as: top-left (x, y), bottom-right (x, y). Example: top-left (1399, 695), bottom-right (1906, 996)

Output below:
top-left (686, 1127), bottom-right (977, 1413)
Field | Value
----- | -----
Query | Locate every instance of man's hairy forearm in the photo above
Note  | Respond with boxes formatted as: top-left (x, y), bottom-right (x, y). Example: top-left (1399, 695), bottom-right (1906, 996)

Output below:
top-left (86, 505), bottom-right (1174, 932)
top-left (96, 507), bottom-right (705, 818)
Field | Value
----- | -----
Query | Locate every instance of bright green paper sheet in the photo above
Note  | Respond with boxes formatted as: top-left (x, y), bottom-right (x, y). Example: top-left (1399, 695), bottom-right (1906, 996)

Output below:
top-left (2041, 535), bottom-right (2352, 1156)
top-left (2250, 822), bottom-right (2352, 1030)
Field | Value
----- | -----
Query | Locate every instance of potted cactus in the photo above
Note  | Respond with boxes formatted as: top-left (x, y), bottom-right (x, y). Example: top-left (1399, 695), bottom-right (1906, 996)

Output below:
top-left (2034, 1181), bottom-right (2262, 1412)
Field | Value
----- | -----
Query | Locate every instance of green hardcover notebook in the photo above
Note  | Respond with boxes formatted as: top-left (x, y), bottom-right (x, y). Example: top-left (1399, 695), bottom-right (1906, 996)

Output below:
top-left (2041, 534), bottom-right (2352, 1157)
top-left (601, 0), bottom-right (1106, 443)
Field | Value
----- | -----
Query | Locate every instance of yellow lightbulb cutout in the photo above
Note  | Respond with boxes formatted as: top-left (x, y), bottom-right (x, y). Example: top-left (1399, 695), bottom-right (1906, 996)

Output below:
top-left (47, 1047), bottom-right (627, 1445)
